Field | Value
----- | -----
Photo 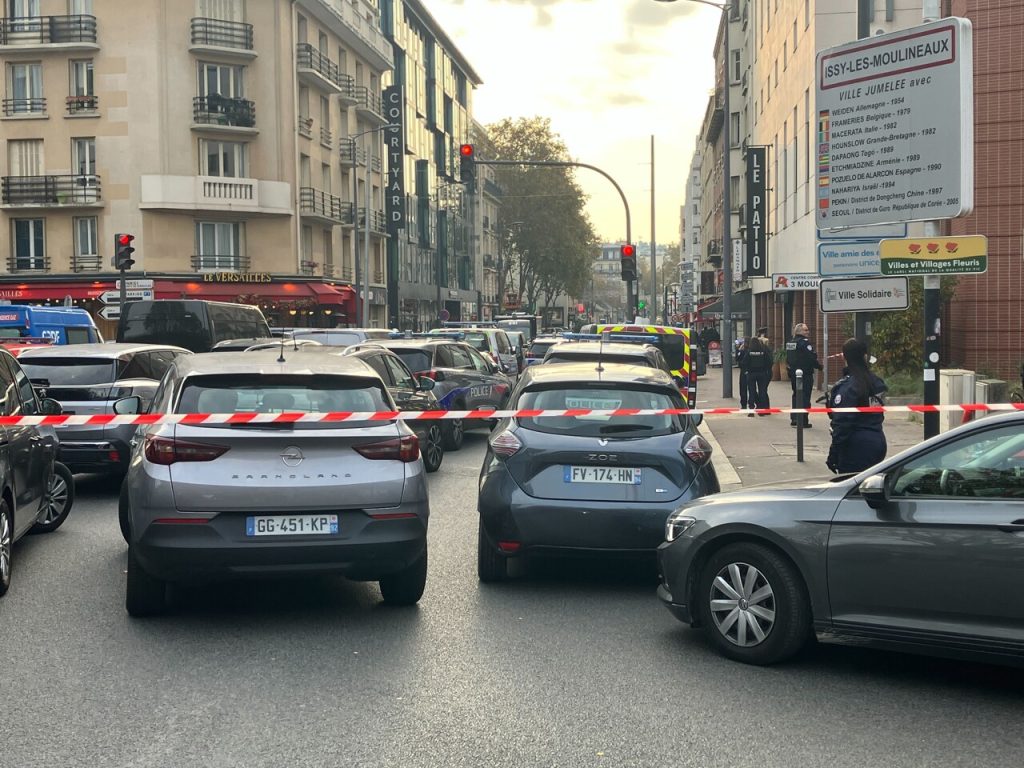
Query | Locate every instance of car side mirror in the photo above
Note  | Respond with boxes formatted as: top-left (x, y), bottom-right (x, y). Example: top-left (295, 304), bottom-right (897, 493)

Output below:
top-left (417, 376), bottom-right (436, 392)
top-left (113, 396), bottom-right (142, 415)
top-left (39, 397), bottom-right (62, 416)
top-left (859, 473), bottom-right (888, 510)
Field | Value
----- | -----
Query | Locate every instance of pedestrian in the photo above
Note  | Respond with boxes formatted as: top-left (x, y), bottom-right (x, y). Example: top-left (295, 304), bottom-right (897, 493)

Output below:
top-left (736, 337), bottom-right (749, 409)
top-left (826, 338), bottom-right (888, 474)
top-left (745, 333), bottom-right (773, 412)
top-left (786, 322), bottom-right (822, 427)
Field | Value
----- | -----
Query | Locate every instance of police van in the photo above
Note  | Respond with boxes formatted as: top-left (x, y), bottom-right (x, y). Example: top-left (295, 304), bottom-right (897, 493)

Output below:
top-left (0, 306), bottom-right (102, 345)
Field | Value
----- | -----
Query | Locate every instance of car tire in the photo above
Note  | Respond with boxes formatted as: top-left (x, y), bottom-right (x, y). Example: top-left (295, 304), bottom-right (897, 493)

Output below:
top-left (378, 546), bottom-right (427, 606)
top-left (698, 542), bottom-right (810, 665)
top-left (477, 521), bottom-right (508, 583)
top-left (0, 500), bottom-right (13, 597)
top-left (118, 486), bottom-right (131, 544)
top-left (125, 546), bottom-right (167, 617)
top-left (31, 462), bottom-right (74, 534)
top-left (442, 417), bottom-right (464, 451)
top-left (422, 424), bottom-right (444, 473)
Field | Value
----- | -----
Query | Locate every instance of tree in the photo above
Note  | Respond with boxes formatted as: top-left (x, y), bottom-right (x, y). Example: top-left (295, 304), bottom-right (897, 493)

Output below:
top-left (872, 276), bottom-right (958, 374)
top-left (485, 117), bottom-right (598, 312)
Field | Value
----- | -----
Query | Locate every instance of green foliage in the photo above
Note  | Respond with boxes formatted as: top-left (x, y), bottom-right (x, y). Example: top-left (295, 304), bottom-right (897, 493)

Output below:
top-left (870, 276), bottom-right (957, 374)
top-left (881, 370), bottom-right (924, 398)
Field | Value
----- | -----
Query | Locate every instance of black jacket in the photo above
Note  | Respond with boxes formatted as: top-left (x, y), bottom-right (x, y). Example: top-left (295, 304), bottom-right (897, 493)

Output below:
top-left (785, 334), bottom-right (822, 376)
top-left (827, 370), bottom-right (888, 454)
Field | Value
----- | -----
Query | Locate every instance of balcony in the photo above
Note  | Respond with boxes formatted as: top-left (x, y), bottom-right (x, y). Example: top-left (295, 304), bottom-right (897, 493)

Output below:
top-left (2, 97), bottom-right (46, 118)
top-left (358, 207), bottom-right (387, 234)
top-left (294, 0), bottom-right (392, 72)
top-left (192, 254), bottom-right (252, 272)
top-left (1, 175), bottom-right (101, 207)
top-left (72, 253), bottom-right (102, 272)
top-left (353, 86), bottom-right (386, 124)
top-left (298, 116), bottom-right (313, 139)
top-left (702, 91), bottom-right (724, 143)
top-left (139, 175), bottom-right (292, 216)
top-left (65, 94), bottom-right (98, 116)
top-left (300, 187), bottom-right (353, 225)
top-left (296, 43), bottom-right (352, 95)
top-left (192, 95), bottom-right (256, 133)
top-left (189, 17), bottom-right (255, 58)
top-left (6, 254), bottom-right (50, 273)
top-left (320, 126), bottom-right (333, 148)
top-left (338, 139), bottom-right (382, 172)
top-left (0, 15), bottom-right (98, 51)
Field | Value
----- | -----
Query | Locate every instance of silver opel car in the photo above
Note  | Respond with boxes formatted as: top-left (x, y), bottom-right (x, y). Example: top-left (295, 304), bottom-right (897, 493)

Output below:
top-left (117, 351), bottom-right (430, 616)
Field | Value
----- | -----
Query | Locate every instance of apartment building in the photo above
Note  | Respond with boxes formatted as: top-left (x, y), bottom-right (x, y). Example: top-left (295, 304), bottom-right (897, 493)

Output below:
top-left (469, 121), bottom-right (501, 320)
top-left (0, 0), bottom-right (394, 332)
top-left (681, 137), bottom-right (703, 312)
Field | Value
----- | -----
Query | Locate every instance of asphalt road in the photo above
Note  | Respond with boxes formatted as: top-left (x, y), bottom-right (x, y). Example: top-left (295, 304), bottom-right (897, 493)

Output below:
top-left (2, 433), bottom-right (1023, 768)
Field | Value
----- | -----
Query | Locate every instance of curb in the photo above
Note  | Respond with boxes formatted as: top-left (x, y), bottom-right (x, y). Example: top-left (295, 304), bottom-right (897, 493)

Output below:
top-left (698, 420), bottom-right (742, 490)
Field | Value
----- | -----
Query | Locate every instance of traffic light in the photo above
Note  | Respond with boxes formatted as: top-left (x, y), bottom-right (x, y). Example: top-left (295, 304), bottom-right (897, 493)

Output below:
top-left (459, 143), bottom-right (475, 183)
top-left (113, 233), bottom-right (135, 271)
top-left (619, 243), bottom-right (637, 281)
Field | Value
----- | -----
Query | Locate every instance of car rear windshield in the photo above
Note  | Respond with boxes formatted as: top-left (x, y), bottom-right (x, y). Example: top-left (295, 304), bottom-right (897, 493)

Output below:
top-left (20, 358), bottom-right (118, 386)
top-left (609, 334), bottom-right (685, 370)
top-left (515, 385), bottom-right (684, 437)
top-left (389, 349), bottom-right (432, 375)
top-left (176, 374), bottom-right (391, 414)
top-left (545, 353), bottom-right (650, 367)
top-left (292, 330), bottom-right (361, 346)
top-left (464, 332), bottom-right (489, 352)
top-left (529, 340), bottom-right (556, 357)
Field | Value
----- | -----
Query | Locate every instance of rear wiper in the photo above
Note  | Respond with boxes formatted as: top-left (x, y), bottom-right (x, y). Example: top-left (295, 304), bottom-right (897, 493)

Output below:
top-left (599, 424), bottom-right (654, 434)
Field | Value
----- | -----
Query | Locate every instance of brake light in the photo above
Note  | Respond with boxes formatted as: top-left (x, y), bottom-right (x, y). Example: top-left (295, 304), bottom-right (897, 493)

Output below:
top-left (490, 430), bottom-right (522, 458)
top-left (683, 435), bottom-right (713, 465)
top-left (416, 370), bottom-right (437, 380)
top-left (355, 434), bottom-right (420, 463)
top-left (144, 435), bottom-right (229, 465)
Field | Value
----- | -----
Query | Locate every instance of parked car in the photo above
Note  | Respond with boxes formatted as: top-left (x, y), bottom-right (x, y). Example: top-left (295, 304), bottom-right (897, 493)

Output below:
top-left (118, 300), bottom-right (270, 353)
top-left (657, 411), bottom-right (1024, 667)
top-left (288, 328), bottom-right (394, 347)
top-left (116, 351), bottom-right (430, 616)
top-left (0, 348), bottom-right (72, 599)
top-left (428, 327), bottom-right (518, 375)
top-left (245, 339), bottom-right (323, 352)
top-left (2, 338), bottom-right (54, 358)
top-left (505, 330), bottom-right (527, 374)
top-left (476, 363), bottom-right (718, 581)
top-left (360, 338), bottom-right (513, 451)
top-left (211, 337), bottom-right (279, 352)
top-left (18, 343), bottom-right (191, 474)
top-left (524, 335), bottom-right (562, 367)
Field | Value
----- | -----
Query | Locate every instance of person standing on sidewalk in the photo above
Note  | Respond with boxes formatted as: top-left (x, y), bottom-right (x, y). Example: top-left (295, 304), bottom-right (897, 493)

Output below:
top-left (736, 337), bottom-right (750, 409)
top-left (745, 333), bottom-right (773, 413)
top-left (786, 322), bottom-right (822, 428)
top-left (826, 338), bottom-right (888, 473)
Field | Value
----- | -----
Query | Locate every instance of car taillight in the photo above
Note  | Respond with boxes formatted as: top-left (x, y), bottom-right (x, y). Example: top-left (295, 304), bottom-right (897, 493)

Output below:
top-left (490, 430), bottom-right (522, 458)
top-left (683, 435), bottom-right (713, 465)
top-left (144, 435), bottom-right (229, 465)
top-left (355, 434), bottom-right (420, 463)
top-left (416, 370), bottom-right (437, 380)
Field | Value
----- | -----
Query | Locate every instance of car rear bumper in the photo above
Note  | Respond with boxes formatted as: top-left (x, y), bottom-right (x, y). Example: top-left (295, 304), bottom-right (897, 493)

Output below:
top-left (55, 423), bottom-right (135, 473)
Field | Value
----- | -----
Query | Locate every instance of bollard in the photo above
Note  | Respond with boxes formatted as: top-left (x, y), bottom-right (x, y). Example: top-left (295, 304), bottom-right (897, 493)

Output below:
top-left (795, 369), bottom-right (805, 463)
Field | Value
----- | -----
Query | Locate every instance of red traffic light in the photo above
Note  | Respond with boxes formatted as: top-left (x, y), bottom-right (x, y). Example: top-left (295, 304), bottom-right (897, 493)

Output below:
top-left (118, 234), bottom-right (134, 246)
top-left (460, 143), bottom-right (474, 157)
top-left (620, 244), bottom-right (635, 257)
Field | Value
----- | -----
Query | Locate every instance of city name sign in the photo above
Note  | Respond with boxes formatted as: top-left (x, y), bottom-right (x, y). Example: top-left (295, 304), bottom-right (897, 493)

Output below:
top-left (879, 235), bottom-right (987, 275)
top-left (819, 276), bottom-right (910, 313)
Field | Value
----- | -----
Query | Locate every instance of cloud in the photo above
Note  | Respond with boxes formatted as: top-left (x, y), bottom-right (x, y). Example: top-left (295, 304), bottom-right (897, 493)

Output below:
top-left (607, 92), bottom-right (648, 106)
top-left (624, 0), bottom-right (700, 28)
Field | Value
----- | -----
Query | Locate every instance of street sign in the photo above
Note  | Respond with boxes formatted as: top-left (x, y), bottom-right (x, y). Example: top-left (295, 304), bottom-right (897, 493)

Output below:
top-left (817, 222), bottom-right (906, 240)
top-left (819, 276), bottom-right (910, 313)
top-left (879, 235), bottom-right (988, 275)
top-left (99, 289), bottom-right (153, 304)
top-left (115, 278), bottom-right (154, 290)
top-left (818, 241), bottom-right (882, 276)
top-left (98, 305), bottom-right (121, 320)
top-left (815, 18), bottom-right (974, 228)
top-left (771, 273), bottom-right (821, 291)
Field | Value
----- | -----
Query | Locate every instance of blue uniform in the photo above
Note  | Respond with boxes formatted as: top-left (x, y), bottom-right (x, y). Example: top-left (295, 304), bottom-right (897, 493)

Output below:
top-left (826, 371), bottom-right (888, 474)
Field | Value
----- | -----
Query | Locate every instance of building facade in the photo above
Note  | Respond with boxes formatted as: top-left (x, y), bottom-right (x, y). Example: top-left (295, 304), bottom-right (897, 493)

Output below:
top-left (1, 0), bottom-right (398, 333)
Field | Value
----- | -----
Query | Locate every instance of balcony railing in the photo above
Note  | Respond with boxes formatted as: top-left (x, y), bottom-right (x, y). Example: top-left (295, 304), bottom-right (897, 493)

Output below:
top-left (353, 86), bottom-right (384, 120)
top-left (192, 254), bottom-right (251, 272)
top-left (320, 126), bottom-right (333, 146)
top-left (0, 15), bottom-right (97, 45)
top-left (72, 253), bottom-right (102, 272)
top-left (3, 97), bottom-right (46, 116)
top-left (300, 187), bottom-right (352, 224)
top-left (2, 174), bottom-right (101, 206)
top-left (296, 43), bottom-right (353, 93)
top-left (358, 207), bottom-right (387, 234)
top-left (190, 17), bottom-right (254, 51)
top-left (66, 94), bottom-right (98, 114)
top-left (193, 95), bottom-right (255, 128)
top-left (7, 254), bottom-right (49, 272)
top-left (298, 116), bottom-right (313, 138)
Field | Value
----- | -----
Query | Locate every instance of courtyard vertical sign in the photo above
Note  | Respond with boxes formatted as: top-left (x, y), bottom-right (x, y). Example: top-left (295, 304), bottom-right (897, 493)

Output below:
top-left (383, 85), bottom-right (405, 234)
top-left (745, 146), bottom-right (767, 277)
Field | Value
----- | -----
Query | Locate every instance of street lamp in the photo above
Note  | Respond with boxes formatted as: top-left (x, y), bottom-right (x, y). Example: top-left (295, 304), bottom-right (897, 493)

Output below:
top-left (350, 123), bottom-right (399, 327)
top-left (653, 0), bottom-right (734, 398)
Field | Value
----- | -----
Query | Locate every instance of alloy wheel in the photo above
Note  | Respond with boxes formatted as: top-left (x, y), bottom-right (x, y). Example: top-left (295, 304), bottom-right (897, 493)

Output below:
top-left (424, 425), bottom-right (444, 471)
top-left (41, 472), bottom-right (69, 525)
top-left (709, 562), bottom-right (776, 647)
top-left (0, 508), bottom-right (11, 587)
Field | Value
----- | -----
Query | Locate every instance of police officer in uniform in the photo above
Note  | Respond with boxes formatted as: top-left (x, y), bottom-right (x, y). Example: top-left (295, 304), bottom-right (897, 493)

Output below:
top-left (786, 322), bottom-right (821, 427)
top-left (744, 333), bottom-right (772, 412)
top-left (826, 338), bottom-right (888, 473)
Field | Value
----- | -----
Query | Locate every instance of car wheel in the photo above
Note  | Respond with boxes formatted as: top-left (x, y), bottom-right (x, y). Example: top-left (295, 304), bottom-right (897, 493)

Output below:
top-left (125, 546), bottom-right (167, 617)
top-left (477, 521), bottom-right (508, 583)
top-left (0, 500), bottom-right (13, 597)
top-left (378, 546), bottom-right (427, 606)
top-left (422, 424), bottom-right (444, 473)
top-left (442, 417), bottom-right (464, 451)
top-left (118, 486), bottom-right (131, 544)
top-left (698, 542), bottom-right (810, 665)
top-left (31, 463), bottom-right (75, 534)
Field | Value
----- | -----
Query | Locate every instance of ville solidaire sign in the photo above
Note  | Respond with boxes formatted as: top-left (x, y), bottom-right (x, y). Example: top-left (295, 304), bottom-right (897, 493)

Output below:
top-left (879, 235), bottom-right (988, 275)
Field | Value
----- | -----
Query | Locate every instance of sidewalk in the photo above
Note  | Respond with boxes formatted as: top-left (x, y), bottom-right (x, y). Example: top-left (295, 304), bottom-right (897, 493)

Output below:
top-left (696, 366), bottom-right (925, 490)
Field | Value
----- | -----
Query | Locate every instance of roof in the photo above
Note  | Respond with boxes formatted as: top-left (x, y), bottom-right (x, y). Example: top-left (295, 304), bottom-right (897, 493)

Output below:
top-left (546, 342), bottom-right (655, 357)
top-left (400, 0), bottom-right (483, 85)
top-left (519, 362), bottom-right (677, 388)
top-left (173, 350), bottom-right (377, 379)
top-left (373, 338), bottom-right (457, 349)
top-left (17, 343), bottom-right (189, 360)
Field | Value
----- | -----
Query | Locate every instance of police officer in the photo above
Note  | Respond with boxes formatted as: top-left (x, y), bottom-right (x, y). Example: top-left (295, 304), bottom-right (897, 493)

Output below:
top-left (786, 322), bottom-right (822, 427)
top-left (826, 338), bottom-right (888, 473)
top-left (745, 333), bottom-right (772, 412)
top-left (736, 337), bottom-right (750, 409)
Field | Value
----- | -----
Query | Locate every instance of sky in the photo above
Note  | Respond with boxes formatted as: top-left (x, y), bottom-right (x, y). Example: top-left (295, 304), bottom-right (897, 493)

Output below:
top-left (425, 0), bottom-right (722, 245)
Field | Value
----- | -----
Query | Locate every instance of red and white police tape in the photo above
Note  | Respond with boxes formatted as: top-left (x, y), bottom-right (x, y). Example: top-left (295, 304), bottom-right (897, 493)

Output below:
top-left (4, 402), bottom-right (1023, 427)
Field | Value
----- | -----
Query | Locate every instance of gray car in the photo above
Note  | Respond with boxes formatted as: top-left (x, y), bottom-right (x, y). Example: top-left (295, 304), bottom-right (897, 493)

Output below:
top-left (18, 343), bottom-right (190, 474)
top-left (657, 411), bottom-right (1024, 666)
top-left (477, 363), bottom-right (719, 581)
top-left (117, 351), bottom-right (430, 616)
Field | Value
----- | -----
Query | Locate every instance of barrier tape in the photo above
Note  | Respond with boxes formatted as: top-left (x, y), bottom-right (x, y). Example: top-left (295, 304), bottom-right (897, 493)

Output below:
top-left (6, 402), bottom-right (1023, 427)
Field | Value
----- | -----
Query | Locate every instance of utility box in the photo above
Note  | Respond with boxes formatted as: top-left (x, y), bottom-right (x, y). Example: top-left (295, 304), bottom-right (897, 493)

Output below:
top-left (975, 379), bottom-right (1008, 420)
top-left (940, 369), bottom-right (976, 433)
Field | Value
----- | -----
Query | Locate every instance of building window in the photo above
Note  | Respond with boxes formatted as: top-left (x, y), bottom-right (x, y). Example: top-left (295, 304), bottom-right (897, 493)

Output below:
top-left (730, 175), bottom-right (740, 208)
top-left (804, 0), bottom-right (810, 28)
top-left (198, 62), bottom-right (244, 98)
top-left (7, 61), bottom-right (43, 114)
top-left (200, 139), bottom-right (247, 177)
top-left (731, 49), bottom-right (741, 83)
top-left (195, 221), bottom-right (242, 270)
top-left (197, 0), bottom-right (244, 22)
top-left (73, 216), bottom-right (99, 270)
top-left (730, 112), bottom-right (740, 146)
top-left (323, 230), bottom-right (333, 275)
top-left (12, 218), bottom-right (45, 271)
top-left (69, 59), bottom-right (93, 96)
top-left (8, 0), bottom-right (39, 19)
top-left (7, 138), bottom-right (43, 176)
top-left (69, 0), bottom-right (93, 13)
